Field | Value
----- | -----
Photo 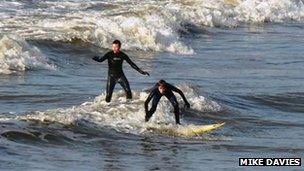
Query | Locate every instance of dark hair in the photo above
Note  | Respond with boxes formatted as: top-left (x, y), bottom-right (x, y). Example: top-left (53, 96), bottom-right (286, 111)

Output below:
top-left (158, 79), bottom-right (166, 85)
top-left (112, 40), bottom-right (121, 47)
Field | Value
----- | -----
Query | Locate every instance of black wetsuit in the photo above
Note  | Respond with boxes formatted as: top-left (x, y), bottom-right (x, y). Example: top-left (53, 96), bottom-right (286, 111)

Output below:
top-left (93, 51), bottom-right (147, 102)
top-left (145, 83), bottom-right (190, 124)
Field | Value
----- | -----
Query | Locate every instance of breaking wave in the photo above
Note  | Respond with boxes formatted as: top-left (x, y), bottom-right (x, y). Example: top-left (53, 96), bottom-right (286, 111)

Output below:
top-left (0, 85), bottom-right (222, 141)
top-left (0, 35), bottom-right (55, 74)
top-left (0, 0), bottom-right (303, 54)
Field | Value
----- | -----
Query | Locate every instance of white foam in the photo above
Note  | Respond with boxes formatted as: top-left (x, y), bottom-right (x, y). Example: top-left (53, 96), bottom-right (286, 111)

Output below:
top-left (1, 0), bottom-right (303, 54)
top-left (17, 85), bottom-right (222, 135)
top-left (0, 35), bottom-right (55, 74)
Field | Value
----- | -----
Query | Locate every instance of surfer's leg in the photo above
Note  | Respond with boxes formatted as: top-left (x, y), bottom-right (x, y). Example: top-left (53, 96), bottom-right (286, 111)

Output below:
top-left (167, 95), bottom-right (180, 124)
top-left (145, 96), bottom-right (161, 122)
top-left (106, 76), bottom-right (116, 102)
top-left (118, 74), bottom-right (132, 99)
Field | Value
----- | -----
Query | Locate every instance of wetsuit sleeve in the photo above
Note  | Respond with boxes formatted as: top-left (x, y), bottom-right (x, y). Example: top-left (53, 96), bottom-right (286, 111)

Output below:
top-left (145, 90), bottom-right (155, 113)
top-left (123, 54), bottom-right (145, 74)
top-left (92, 52), bottom-right (110, 62)
top-left (168, 84), bottom-right (189, 105)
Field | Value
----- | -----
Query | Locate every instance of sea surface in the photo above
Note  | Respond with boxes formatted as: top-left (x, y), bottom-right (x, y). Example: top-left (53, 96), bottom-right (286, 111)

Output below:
top-left (0, 0), bottom-right (304, 170)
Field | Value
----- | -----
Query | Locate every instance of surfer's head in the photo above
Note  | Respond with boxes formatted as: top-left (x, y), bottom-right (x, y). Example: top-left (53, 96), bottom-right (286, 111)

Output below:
top-left (158, 79), bottom-right (167, 94)
top-left (112, 40), bottom-right (121, 54)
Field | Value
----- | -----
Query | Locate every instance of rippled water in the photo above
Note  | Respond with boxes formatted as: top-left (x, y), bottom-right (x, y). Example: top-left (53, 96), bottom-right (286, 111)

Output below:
top-left (0, 0), bottom-right (304, 170)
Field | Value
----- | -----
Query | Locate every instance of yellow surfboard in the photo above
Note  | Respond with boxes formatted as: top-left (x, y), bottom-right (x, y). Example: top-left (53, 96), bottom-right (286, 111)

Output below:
top-left (225, 0), bottom-right (239, 6)
top-left (147, 122), bottom-right (225, 137)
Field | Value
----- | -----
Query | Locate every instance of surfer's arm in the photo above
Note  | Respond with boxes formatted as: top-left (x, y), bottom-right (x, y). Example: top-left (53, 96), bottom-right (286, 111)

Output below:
top-left (145, 91), bottom-right (154, 113)
top-left (124, 54), bottom-right (149, 76)
top-left (170, 84), bottom-right (190, 108)
top-left (92, 52), bottom-right (109, 62)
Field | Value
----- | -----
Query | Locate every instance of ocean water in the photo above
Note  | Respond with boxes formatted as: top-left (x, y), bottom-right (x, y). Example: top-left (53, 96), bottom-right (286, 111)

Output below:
top-left (0, 0), bottom-right (304, 170)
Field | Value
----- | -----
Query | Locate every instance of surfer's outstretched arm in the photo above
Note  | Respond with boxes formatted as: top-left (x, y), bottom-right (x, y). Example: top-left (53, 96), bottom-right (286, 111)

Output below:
top-left (169, 84), bottom-right (190, 108)
top-left (124, 54), bottom-right (150, 76)
top-left (92, 52), bottom-right (110, 62)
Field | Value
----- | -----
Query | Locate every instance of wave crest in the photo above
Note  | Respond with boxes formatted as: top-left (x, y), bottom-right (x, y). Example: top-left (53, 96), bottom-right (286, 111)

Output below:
top-left (15, 85), bottom-right (222, 135)
top-left (0, 35), bottom-right (55, 74)
top-left (2, 0), bottom-right (303, 54)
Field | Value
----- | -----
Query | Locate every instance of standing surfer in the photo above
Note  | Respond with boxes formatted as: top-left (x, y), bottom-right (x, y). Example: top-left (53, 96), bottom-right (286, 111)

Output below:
top-left (92, 40), bottom-right (150, 102)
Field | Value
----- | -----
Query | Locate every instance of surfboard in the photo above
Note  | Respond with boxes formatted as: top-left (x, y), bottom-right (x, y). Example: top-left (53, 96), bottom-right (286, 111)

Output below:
top-left (225, 0), bottom-right (239, 6)
top-left (147, 122), bottom-right (225, 137)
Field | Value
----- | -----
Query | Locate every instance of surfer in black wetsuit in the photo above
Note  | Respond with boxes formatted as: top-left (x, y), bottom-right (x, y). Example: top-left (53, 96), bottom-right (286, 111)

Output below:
top-left (145, 80), bottom-right (190, 124)
top-left (92, 40), bottom-right (149, 102)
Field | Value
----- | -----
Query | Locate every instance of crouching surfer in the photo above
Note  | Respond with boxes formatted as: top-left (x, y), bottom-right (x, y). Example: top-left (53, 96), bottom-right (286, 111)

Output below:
top-left (144, 80), bottom-right (190, 124)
